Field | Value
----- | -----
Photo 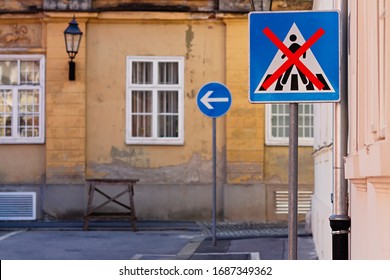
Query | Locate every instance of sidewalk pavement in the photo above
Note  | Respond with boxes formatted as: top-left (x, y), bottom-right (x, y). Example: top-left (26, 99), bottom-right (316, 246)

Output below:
top-left (0, 221), bottom-right (318, 260)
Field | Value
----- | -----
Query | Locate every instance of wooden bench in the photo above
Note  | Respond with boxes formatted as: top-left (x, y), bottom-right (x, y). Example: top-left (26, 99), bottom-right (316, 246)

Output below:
top-left (83, 178), bottom-right (139, 231)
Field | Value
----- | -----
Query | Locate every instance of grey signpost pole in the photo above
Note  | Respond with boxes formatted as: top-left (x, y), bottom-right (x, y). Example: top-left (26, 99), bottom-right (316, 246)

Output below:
top-left (212, 117), bottom-right (217, 246)
top-left (197, 82), bottom-right (232, 248)
top-left (288, 103), bottom-right (299, 260)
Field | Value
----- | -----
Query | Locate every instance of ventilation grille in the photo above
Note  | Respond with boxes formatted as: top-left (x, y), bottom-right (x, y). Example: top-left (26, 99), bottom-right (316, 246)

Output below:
top-left (275, 190), bottom-right (313, 215)
top-left (0, 192), bottom-right (36, 220)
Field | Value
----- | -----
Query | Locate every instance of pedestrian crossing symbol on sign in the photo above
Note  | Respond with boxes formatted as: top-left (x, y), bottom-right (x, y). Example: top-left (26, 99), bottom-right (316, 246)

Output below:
top-left (256, 23), bottom-right (334, 93)
top-left (249, 11), bottom-right (340, 103)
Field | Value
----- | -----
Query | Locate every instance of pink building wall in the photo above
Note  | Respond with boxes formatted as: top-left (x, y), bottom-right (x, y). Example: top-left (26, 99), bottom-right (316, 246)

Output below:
top-left (312, 0), bottom-right (390, 259)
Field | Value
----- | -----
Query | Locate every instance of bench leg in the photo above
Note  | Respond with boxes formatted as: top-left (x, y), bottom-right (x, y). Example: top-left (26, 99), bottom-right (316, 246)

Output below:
top-left (83, 183), bottom-right (95, 231)
top-left (128, 184), bottom-right (137, 231)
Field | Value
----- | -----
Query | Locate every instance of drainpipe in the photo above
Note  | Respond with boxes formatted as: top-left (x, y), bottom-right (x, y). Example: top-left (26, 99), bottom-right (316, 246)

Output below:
top-left (329, 0), bottom-right (351, 260)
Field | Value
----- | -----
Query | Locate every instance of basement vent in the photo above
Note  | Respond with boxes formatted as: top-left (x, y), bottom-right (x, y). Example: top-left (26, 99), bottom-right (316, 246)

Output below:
top-left (275, 190), bottom-right (313, 215)
top-left (0, 192), bottom-right (36, 220)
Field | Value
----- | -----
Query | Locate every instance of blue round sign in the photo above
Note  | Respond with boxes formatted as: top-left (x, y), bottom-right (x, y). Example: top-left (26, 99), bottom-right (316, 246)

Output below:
top-left (197, 82), bottom-right (232, 118)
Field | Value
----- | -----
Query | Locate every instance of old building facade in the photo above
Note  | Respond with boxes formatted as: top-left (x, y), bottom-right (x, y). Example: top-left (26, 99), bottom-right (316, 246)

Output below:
top-left (0, 0), bottom-right (314, 222)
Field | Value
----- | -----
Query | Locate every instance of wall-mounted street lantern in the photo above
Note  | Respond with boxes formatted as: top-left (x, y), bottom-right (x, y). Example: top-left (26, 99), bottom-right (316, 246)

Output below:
top-left (64, 15), bottom-right (83, 81)
top-left (249, 0), bottom-right (273, 11)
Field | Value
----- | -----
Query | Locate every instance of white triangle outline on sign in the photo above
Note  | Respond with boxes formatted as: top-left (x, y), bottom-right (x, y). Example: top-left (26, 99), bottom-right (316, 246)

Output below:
top-left (255, 23), bottom-right (335, 94)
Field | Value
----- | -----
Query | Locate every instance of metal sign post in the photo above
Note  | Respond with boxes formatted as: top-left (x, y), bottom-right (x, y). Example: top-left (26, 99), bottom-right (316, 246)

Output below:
top-left (197, 82), bottom-right (232, 246)
top-left (212, 117), bottom-right (217, 246)
top-left (288, 103), bottom-right (298, 260)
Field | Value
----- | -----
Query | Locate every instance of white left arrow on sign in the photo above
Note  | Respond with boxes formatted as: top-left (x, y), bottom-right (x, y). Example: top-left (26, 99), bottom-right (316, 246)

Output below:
top-left (200, 90), bottom-right (229, 109)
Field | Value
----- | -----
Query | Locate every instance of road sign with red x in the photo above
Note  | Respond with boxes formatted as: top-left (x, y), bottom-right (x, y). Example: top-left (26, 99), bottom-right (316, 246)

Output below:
top-left (249, 11), bottom-right (340, 103)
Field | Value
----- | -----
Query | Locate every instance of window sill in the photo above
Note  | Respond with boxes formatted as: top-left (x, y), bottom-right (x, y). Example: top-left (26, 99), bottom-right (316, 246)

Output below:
top-left (0, 138), bottom-right (45, 144)
top-left (266, 139), bottom-right (314, 147)
top-left (126, 138), bottom-right (184, 146)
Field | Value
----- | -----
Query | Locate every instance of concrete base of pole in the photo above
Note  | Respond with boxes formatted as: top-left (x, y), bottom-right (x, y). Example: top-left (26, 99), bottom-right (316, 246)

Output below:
top-left (329, 214), bottom-right (351, 260)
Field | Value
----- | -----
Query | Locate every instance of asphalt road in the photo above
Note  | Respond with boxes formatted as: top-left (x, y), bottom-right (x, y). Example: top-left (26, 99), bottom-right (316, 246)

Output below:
top-left (0, 229), bottom-right (201, 260)
top-left (0, 221), bottom-right (317, 260)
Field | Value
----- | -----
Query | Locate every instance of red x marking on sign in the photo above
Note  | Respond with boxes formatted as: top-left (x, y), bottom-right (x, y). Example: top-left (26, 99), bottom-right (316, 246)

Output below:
top-left (261, 27), bottom-right (325, 90)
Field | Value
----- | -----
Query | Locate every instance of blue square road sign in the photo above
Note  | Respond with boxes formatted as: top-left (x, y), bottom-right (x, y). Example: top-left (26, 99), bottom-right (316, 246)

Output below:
top-left (249, 11), bottom-right (340, 103)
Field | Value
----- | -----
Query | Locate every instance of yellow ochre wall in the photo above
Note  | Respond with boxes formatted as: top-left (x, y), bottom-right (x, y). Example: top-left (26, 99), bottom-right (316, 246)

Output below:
top-left (86, 15), bottom-right (226, 181)
top-left (45, 16), bottom-right (87, 184)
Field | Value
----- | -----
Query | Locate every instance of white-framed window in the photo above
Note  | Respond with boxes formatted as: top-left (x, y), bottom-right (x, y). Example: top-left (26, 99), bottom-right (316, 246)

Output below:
top-left (126, 56), bottom-right (184, 145)
top-left (0, 55), bottom-right (45, 144)
top-left (266, 103), bottom-right (314, 146)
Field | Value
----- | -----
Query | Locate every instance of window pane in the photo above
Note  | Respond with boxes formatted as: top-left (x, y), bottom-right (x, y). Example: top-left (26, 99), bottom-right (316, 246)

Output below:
top-left (131, 115), bottom-right (152, 137)
top-left (0, 90), bottom-right (13, 137)
top-left (278, 116), bottom-right (284, 126)
top-left (284, 116), bottom-right (289, 126)
top-left (271, 116), bottom-right (277, 126)
top-left (20, 61), bottom-right (40, 85)
top-left (305, 127), bottom-right (312, 138)
top-left (305, 116), bottom-right (311, 126)
top-left (278, 127), bottom-right (284, 137)
top-left (298, 127), bottom-right (303, 137)
top-left (132, 91), bottom-right (152, 113)
top-left (131, 91), bottom-right (152, 138)
top-left (132, 62), bottom-right (152, 84)
top-left (272, 104), bottom-right (277, 114)
top-left (158, 91), bottom-right (179, 138)
top-left (158, 115), bottom-right (178, 137)
top-left (304, 104), bottom-right (311, 114)
top-left (0, 90), bottom-right (13, 112)
top-left (0, 61), bottom-right (17, 85)
top-left (0, 116), bottom-right (12, 136)
top-left (158, 62), bottom-right (179, 84)
top-left (18, 90), bottom-right (40, 138)
top-left (272, 127), bottom-right (277, 137)
top-left (158, 91), bottom-right (178, 113)
top-left (281, 104), bottom-right (286, 114)
top-left (299, 116), bottom-right (303, 126)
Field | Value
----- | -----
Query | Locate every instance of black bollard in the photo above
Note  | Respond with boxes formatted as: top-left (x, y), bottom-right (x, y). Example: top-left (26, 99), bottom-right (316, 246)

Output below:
top-left (329, 214), bottom-right (351, 260)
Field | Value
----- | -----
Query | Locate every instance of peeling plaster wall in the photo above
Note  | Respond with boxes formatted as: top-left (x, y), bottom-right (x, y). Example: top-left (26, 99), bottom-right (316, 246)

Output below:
top-left (265, 146), bottom-right (314, 185)
top-left (86, 20), bottom-right (226, 174)
top-left (84, 18), bottom-right (229, 220)
top-left (90, 152), bottom-right (225, 185)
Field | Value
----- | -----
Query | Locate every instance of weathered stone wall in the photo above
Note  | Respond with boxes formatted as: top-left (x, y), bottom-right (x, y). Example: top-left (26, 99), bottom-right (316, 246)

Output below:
top-left (0, 0), bottom-right (42, 12)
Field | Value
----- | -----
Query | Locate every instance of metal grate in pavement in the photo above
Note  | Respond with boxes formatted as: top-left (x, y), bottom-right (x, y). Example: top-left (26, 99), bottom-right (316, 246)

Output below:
top-left (198, 222), bottom-right (310, 239)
